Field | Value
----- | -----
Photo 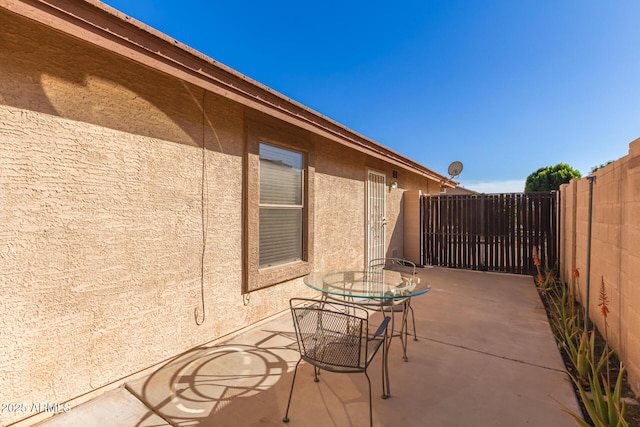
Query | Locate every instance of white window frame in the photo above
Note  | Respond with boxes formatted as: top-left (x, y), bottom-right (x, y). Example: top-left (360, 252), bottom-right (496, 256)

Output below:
top-left (258, 142), bottom-right (305, 268)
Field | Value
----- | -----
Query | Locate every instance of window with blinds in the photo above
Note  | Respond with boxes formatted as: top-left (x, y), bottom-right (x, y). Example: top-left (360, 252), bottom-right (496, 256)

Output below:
top-left (259, 143), bottom-right (304, 268)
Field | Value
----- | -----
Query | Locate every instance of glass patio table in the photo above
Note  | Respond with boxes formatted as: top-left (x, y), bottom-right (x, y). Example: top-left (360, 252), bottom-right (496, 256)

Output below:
top-left (302, 268), bottom-right (430, 397)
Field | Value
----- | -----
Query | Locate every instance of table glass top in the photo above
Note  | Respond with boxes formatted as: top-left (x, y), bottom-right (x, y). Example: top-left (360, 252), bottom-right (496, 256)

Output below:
top-left (303, 269), bottom-right (430, 299)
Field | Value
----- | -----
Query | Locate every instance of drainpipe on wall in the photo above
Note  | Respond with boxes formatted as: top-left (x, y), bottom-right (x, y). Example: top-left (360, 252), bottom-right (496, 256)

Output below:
top-left (584, 175), bottom-right (596, 333)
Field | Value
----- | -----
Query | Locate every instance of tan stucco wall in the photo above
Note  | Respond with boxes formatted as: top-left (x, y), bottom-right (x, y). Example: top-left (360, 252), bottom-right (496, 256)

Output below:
top-left (558, 137), bottom-right (640, 396)
top-left (0, 9), bottom-right (437, 425)
top-left (403, 190), bottom-right (423, 265)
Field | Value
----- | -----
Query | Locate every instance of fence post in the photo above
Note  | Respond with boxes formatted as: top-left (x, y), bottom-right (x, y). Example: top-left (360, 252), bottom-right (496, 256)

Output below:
top-left (584, 175), bottom-right (596, 332)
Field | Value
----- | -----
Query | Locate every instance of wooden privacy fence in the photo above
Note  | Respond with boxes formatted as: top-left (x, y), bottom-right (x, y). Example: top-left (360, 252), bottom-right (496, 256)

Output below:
top-left (421, 192), bottom-right (558, 275)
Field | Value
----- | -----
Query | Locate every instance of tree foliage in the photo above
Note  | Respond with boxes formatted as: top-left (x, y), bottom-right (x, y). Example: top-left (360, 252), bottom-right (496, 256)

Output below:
top-left (591, 161), bottom-right (613, 173)
top-left (524, 163), bottom-right (581, 192)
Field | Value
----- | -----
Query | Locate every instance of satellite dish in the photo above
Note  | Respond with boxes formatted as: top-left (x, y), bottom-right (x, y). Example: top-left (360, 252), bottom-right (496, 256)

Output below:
top-left (447, 161), bottom-right (463, 178)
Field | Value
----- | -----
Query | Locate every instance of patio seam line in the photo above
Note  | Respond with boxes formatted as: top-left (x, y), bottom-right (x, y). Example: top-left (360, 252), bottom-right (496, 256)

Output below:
top-left (123, 384), bottom-right (180, 427)
top-left (417, 335), bottom-right (566, 373)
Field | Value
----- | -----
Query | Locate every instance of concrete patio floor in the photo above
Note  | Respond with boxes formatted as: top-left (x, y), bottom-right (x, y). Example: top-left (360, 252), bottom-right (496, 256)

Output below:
top-left (35, 267), bottom-right (582, 427)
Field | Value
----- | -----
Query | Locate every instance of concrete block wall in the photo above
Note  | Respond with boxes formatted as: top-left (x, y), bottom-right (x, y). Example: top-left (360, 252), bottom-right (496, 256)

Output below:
top-left (559, 137), bottom-right (640, 396)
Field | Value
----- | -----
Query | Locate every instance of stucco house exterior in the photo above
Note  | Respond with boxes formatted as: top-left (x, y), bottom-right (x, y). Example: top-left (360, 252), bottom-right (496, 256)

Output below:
top-left (0, 1), bottom-right (450, 425)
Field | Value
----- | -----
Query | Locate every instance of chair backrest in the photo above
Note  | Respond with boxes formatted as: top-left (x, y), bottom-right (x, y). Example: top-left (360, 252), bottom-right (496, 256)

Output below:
top-left (368, 258), bottom-right (416, 276)
top-left (290, 299), bottom-right (370, 370)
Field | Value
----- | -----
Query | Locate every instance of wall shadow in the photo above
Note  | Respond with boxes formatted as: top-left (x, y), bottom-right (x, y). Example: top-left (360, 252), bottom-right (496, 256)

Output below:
top-left (0, 8), bottom-right (242, 157)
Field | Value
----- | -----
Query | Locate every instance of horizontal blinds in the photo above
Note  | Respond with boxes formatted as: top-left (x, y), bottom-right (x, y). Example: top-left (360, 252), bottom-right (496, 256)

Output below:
top-left (259, 143), bottom-right (304, 268)
top-left (260, 159), bottom-right (302, 205)
top-left (259, 208), bottom-right (302, 267)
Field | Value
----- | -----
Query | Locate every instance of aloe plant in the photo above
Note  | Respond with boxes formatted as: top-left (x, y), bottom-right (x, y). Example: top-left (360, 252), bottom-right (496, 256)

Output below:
top-left (542, 269), bottom-right (628, 426)
top-left (575, 332), bottom-right (590, 381)
top-left (548, 280), bottom-right (580, 341)
top-left (588, 330), bottom-right (613, 381)
top-left (563, 329), bottom-right (613, 383)
top-left (546, 280), bottom-right (589, 380)
top-left (562, 364), bottom-right (628, 427)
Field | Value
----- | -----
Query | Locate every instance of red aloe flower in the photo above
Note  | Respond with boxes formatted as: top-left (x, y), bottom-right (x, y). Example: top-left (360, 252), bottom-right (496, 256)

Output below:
top-left (598, 276), bottom-right (609, 318)
top-left (532, 246), bottom-right (540, 267)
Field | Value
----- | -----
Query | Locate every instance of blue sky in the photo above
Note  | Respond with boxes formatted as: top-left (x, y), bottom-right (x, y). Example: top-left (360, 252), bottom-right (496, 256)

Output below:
top-left (101, 0), bottom-right (639, 192)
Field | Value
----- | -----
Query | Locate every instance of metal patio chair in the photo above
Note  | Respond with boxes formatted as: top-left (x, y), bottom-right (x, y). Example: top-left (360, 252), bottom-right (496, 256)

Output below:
top-left (283, 298), bottom-right (390, 427)
top-left (368, 258), bottom-right (420, 361)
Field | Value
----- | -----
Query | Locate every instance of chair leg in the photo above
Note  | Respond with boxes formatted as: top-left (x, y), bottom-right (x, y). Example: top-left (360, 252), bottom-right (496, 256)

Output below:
top-left (381, 330), bottom-right (390, 399)
top-left (365, 371), bottom-right (373, 427)
top-left (283, 358), bottom-right (302, 423)
top-left (400, 303), bottom-right (410, 362)
top-left (408, 302), bottom-right (418, 341)
top-left (314, 366), bottom-right (320, 382)
top-left (399, 301), bottom-right (418, 362)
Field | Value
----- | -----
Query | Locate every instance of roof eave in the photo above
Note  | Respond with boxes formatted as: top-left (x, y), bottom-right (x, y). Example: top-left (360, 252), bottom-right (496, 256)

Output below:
top-left (2, 0), bottom-right (449, 182)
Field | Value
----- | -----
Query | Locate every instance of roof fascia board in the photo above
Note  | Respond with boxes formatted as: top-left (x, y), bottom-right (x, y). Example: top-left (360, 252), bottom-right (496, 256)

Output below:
top-left (1, 0), bottom-right (449, 183)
